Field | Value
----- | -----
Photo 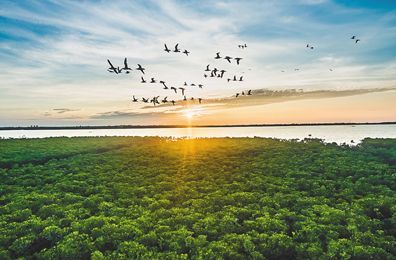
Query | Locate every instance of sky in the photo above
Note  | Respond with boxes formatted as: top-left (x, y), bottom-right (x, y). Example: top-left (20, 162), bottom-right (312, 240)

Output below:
top-left (0, 0), bottom-right (395, 126)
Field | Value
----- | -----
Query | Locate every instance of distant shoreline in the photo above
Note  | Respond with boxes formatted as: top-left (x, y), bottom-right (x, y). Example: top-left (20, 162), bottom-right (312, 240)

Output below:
top-left (1, 122), bottom-right (395, 131)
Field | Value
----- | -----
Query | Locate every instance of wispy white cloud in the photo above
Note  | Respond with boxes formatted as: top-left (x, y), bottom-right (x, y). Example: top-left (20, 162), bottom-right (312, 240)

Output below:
top-left (0, 0), bottom-right (395, 125)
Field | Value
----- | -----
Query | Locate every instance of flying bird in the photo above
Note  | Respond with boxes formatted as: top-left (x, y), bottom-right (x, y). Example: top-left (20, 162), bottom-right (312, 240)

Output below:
top-left (132, 95), bottom-right (138, 102)
top-left (142, 97), bottom-right (149, 103)
top-left (183, 50), bottom-right (190, 56)
top-left (171, 100), bottom-right (176, 105)
top-left (198, 98), bottom-right (202, 104)
top-left (136, 64), bottom-right (145, 74)
top-left (160, 81), bottom-right (168, 89)
top-left (239, 76), bottom-right (243, 81)
top-left (123, 58), bottom-right (132, 71)
top-left (170, 87), bottom-right (177, 93)
top-left (204, 74), bottom-right (208, 78)
top-left (351, 36), bottom-right (356, 39)
top-left (161, 96), bottom-right (168, 103)
top-left (215, 52), bottom-right (221, 59)
top-left (179, 87), bottom-right (185, 95)
top-left (117, 67), bottom-right (122, 74)
top-left (150, 78), bottom-right (156, 83)
top-left (205, 64), bottom-right (211, 71)
top-left (191, 83), bottom-right (196, 86)
top-left (235, 57), bottom-right (242, 65)
top-left (247, 90), bottom-right (252, 95)
top-left (198, 84), bottom-right (203, 89)
top-left (224, 56), bottom-right (232, 63)
top-left (233, 75), bottom-right (237, 81)
top-left (183, 95), bottom-right (187, 101)
top-left (164, 44), bottom-right (171, 53)
top-left (220, 70), bottom-right (226, 78)
top-left (306, 44), bottom-right (309, 48)
top-left (174, 43), bottom-right (180, 52)
top-left (107, 59), bottom-right (118, 74)
top-left (141, 76), bottom-right (146, 83)
top-left (236, 93), bottom-right (240, 98)
top-left (355, 39), bottom-right (360, 43)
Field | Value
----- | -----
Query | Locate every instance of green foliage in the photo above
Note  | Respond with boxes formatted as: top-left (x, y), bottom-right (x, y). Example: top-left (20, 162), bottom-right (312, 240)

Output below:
top-left (1, 136), bottom-right (396, 259)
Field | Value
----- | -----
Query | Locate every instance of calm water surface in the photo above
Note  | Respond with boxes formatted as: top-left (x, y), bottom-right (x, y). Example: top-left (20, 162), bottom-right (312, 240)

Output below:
top-left (1, 125), bottom-right (395, 145)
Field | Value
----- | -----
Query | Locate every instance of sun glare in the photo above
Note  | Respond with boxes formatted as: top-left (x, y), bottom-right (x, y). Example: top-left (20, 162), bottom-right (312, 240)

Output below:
top-left (186, 112), bottom-right (193, 119)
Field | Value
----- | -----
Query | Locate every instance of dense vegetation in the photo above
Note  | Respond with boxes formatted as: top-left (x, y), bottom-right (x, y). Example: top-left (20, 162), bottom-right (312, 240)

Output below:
top-left (1, 136), bottom-right (396, 259)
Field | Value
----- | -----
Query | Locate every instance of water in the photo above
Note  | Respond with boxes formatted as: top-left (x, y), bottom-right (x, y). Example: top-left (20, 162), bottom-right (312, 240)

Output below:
top-left (1, 124), bottom-right (395, 145)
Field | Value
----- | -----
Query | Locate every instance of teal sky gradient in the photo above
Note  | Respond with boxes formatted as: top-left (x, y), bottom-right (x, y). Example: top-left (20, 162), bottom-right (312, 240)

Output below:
top-left (0, 0), bottom-right (395, 126)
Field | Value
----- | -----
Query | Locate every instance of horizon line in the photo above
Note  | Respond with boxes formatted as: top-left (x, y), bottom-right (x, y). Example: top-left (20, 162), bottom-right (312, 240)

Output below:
top-left (1, 121), bottom-right (396, 130)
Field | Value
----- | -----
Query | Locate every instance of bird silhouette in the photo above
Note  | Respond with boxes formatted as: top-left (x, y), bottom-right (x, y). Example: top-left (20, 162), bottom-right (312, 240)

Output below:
top-left (183, 95), bottom-right (187, 101)
top-left (190, 97), bottom-right (195, 102)
top-left (191, 83), bottom-right (196, 86)
top-left (241, 91), bottom-right (245, 95)
top-left (142, 97), bottom-right (149, 103)
top-left (224, 56), bottom-right (232, 63)
top-left (164, 44), bottom-right (171, 53)
top-left (220, 70), bottom-right (226, 78)
top-left (160, 81), bottom-right (168, 89)
top-left (204, 74), bottom-right (208, 78)
top-left (236, 93), bottom-right (240, 97)
top-left (174, 43), bottom-right (180, 52)
top-left (215, 52), bottom-right (221, 59)
top-left (239, 76), bottom-right (243, 81)
top-left (355, 39), bottom-right (360, 43)
top-left (205, 64), bottom-right (211, 71)
top-left (107, 59), bottom-right (118, 74)
top-left (117, 67), bottom-right (122, 73)
top-left (198, 98), bottom-right (202, 104)
top-left (123, 58), bottom-right (132, 71)
top-left (136, 64), bottom-right (145, 74)
top-left (227, 78), bottom-right (231, 82)
top-left (247, 90), bottom-right (252, 95)
top-left (161, 96), bottom-right (168, 103)
top-left (233, 75), bottom-right (237, 81)
top-left (306, 44), bottom-right (309, 48)
top-left (235, 57), bottom-right (242, 65)
top-left (141, 76), bottom-right (146, 83)
top-left (198, 84), bottom-right (203, 89)
top-left (179, 87), bottom-right (185, 95)
top-left (351, 36), bottom-right (356, 39)
top-left (132, 95), bottom-right (138, 102)
top-left (183, 50), bottom-right (190, 56)
top-left (171, 100), bottom-right (176, 105)
top-left (150, 78), bottom-right (156, 83)
top-left (170, 87), bottom-right (177, 93)
top-left (212, 68), bottom-right (218, 75)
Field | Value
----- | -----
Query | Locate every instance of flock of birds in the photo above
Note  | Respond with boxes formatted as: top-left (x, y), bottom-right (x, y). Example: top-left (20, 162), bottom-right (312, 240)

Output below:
top-left (107, 36), bottom-right (361, 106)
top-left (106, 43), bottom-right (251, 106)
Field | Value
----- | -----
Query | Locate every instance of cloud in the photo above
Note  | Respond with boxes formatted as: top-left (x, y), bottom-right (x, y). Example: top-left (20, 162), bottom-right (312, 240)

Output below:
top-left (53, 108), bottom-right (81, 114)
top-left (90, 87), bottom-right (396, 120)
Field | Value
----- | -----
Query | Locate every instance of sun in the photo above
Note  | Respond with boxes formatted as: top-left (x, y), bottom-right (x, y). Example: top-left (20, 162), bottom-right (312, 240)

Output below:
top-left (186, 112), bottom-right (193, 119)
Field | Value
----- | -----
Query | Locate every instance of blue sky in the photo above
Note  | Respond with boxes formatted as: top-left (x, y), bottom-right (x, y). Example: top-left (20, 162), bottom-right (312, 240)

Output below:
top-left (0, 0), bottom-right (395, 126)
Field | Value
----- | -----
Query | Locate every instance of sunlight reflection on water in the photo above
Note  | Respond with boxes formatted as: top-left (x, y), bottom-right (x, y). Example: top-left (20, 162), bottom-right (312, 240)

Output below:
top-left (1, 125), bottom-right (395, 145)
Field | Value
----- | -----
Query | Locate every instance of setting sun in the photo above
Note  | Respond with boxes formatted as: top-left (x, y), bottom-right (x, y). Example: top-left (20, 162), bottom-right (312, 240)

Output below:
top-left (186, 112), bottom-right (193, 119)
